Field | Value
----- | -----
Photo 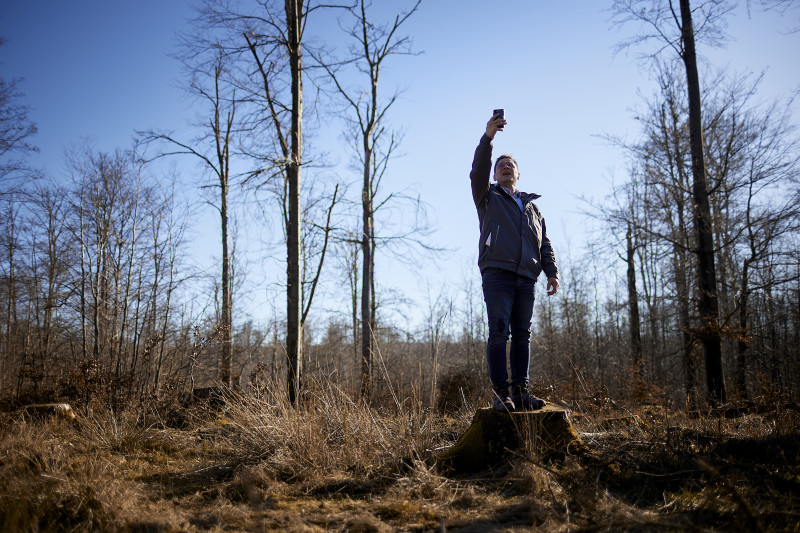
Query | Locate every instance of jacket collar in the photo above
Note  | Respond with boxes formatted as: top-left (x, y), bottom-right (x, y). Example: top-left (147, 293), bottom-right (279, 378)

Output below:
top-left (492, 183), bottom-right (541, 202)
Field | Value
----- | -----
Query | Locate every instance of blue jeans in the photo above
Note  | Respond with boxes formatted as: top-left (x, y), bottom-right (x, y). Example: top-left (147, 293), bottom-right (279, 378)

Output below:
top-left (481, 268), bottom-right (536, 394)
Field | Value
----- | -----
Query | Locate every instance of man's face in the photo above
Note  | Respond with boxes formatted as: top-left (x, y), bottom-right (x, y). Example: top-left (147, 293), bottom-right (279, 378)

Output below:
top-left (494, 157), bottom-right (519, 189)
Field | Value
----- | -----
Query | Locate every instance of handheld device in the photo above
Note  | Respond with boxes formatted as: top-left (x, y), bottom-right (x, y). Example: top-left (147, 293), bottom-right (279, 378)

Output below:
top-left (493, 109), bottom-right (505, 130)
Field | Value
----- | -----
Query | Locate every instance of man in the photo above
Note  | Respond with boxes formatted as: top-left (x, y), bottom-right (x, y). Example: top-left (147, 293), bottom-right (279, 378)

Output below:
top-left (470, 111), bottom-right (559, 412)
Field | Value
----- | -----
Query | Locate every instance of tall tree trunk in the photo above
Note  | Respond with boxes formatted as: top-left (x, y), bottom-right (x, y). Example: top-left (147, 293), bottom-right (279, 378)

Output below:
top-left (154, 230), bottom-right (178, 395)
top-left (360, 144), bottom-right (374, 400)
top-left (92, 236), bottom-right (102, 361)
top-left (5, 201), bottom-right (19, 397)
top-left (118, 190), bottom-right (139, 384)
top-left (219, 126), bottom-right (232, 387)
top-left (144, 50), bottom-right (236, 389)
top-left (735, 186), bottom-right (761, 399)
top-left (315, 0), bottom-right (421, 400)
top-left (735, 261), bottom-right (750, 397)
top-left (625, 224), bottom-right (643, 391)
top-left (675, 242), bottom-right (697, 404)
top-left (679, 0), bottom-right (726, 405)
top-left (671, 188), bottom-right (698, 405)
top-left (286, 0), bottom-right (304, 405)
top-left (79, 198), bottom-right (89, 362)
top-left (349, 243), bottom-right (359, 388)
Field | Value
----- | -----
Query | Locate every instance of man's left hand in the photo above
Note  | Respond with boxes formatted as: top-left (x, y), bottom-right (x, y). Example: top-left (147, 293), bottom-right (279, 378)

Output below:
top-left (546, 277), bottom-right (559, 296)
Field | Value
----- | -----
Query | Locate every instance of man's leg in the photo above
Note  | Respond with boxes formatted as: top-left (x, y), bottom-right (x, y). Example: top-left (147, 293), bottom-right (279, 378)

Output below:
top-left (508, 275), bottom-right (536, 385)
top-left (481, 269), bottom-right (515, 404)
top-left (509, 275), bottom-right (545, 409)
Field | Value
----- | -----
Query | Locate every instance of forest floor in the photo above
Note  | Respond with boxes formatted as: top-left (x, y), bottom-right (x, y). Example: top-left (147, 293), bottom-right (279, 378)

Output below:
top-left (1, 386), bottom-right (799, 532)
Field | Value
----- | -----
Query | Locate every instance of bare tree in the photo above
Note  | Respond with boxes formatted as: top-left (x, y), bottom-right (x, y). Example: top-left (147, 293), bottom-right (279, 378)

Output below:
top-left (715, 90), bottom-right (800, 397)
top-left (0, 193), bottom-right (21, 395)
top-left (232, 0), bottom-right (308, 404)
top-left (611, 0), bottom-right (739, 403)
top-left (311, 0), bottom-right (422, 399)
top-left (283, 0), bottom-right (304, 404)
top-left (624, 65), bottom-right (701, 402)
top-left (748, 0), bottom-right (800, 32)
top-left (189, 0), bottom-right (348, 404)
top-left (45, 142), bottom-right (192, 407)
top-left (0, 38), bottom-right (38, 193)
top-left (599, 51), bottom-right (800, 404)
top-left (678, 0), bottom-right (728, 404)
top-left (190, 0), bottom-right (350, 403)
top-left (29, 184), bottom-right (73, 394)
top-left (140, 44), bottom-right (239, 388)
top-left (625, 222), bottom-right (644, 389)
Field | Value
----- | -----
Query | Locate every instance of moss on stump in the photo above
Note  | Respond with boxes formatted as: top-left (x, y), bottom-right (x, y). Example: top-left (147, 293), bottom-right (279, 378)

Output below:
top-left (436, 405), bottom-right (584, 474)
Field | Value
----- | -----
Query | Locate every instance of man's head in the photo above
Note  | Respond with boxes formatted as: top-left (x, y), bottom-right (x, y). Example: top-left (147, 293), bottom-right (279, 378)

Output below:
top-left (493, 154), bottom-right (519, 191)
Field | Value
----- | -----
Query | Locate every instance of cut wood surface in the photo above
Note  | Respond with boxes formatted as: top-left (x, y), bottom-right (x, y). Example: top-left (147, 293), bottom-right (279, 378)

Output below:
top-left (437, 405), bottom-right (584, 474)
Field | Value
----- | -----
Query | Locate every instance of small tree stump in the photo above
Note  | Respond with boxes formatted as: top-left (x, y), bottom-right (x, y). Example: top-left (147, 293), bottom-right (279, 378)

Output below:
top-left (436, 405), bottom-right (584, 474)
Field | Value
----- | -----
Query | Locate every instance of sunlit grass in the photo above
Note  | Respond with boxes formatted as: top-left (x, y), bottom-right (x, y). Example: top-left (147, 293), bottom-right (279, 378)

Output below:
top-left (1, 380), bottom-right (798, 532)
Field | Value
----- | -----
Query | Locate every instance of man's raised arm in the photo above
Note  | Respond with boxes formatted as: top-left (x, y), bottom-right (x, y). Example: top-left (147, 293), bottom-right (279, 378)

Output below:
top-left (470, 113), bottom-right (507, 208)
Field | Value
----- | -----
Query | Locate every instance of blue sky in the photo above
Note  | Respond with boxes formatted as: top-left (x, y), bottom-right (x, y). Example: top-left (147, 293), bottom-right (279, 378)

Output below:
top-left (1, 1), bottom-right (798, 332)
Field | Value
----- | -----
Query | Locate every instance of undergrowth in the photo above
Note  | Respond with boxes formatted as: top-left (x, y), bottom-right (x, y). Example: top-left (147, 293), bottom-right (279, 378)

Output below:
top-left (1, 382), bottom-right (799, 532)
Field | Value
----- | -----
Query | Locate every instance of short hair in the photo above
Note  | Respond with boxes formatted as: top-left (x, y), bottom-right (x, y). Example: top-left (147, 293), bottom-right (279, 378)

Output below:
top-left (494, 154), bottom-right (518, 173)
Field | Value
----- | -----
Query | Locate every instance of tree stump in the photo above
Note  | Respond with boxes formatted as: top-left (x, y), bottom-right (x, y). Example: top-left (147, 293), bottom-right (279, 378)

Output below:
top-left (436, 405), bottom-right (584, 474)
top-left (20, 403), bottom-right (79, 424)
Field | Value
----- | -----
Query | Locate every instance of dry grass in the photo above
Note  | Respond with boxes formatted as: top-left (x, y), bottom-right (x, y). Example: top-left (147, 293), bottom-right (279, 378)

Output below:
top-left (1, 384), bottom-right (799, 532)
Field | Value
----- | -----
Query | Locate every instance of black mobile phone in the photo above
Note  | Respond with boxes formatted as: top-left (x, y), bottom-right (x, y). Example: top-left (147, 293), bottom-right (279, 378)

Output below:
top-left (493, 108), bottom-right (505, 120)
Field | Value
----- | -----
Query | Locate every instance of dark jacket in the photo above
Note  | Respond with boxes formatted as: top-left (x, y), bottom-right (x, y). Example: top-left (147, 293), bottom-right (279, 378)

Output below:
top-left (470, 134), bottom-right (559, 281)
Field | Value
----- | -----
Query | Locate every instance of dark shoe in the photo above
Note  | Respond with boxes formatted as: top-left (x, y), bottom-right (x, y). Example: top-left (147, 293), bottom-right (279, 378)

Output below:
top-left (493, 395), bottom-right (516, 412)
top-left (511, 385), bottom-right (546, 411)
